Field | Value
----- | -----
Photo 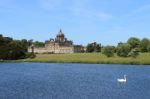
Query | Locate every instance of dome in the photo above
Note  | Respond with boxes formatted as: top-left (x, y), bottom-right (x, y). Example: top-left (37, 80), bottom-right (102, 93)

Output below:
top-left (57, 29), bottom-right (64, 37)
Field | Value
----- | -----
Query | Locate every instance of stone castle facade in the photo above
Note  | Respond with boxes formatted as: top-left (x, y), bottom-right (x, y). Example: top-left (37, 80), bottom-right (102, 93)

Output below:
top-left (28, 30), bottom-right (84, 53)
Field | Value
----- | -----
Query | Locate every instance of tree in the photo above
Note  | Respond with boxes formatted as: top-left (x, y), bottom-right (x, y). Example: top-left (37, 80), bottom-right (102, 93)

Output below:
top-left (86, 44), bottom-right (94, 52)
top-left (117, 43), bottom-right (131, 57)
top-left (139, 38), bottom-right (150, 52)
top-left (0, 34), bottom-right (27, 60)
top-left (147, 43), bottom-right (150, 52)
top-left (0, 35), bottom-right (12, 45)
top-left (33, 41), bottom-right (45, 47)
top-left (0, 41), bottom-right (26, 60)
top-left (28, 39), bottom-right (33, 46)
top-left (127, 37), bottom-right (140, 49)
top-left (128, 48), bottom-right (139, 58)
top-left (102, 46), bottom-right (115, 57)
top-left (86, 42), bottom-right (101, 52)
top-left (15, 39), bottom-right (29, 52)
top-left (7, 41), bottom-right (26, 59)
top-left (95, 44), bottom-right (101, 52)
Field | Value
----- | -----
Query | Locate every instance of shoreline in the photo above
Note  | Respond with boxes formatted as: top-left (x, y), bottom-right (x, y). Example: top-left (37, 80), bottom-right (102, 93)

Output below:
top-left (0, 60), bottom-right (150, 65)
top-left (0, 53), bottom-right (150, 65)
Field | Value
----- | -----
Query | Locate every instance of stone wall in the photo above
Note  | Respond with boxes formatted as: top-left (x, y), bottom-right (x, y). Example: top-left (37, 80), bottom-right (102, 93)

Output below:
top-left (28, 46), bottom-right (74, 54)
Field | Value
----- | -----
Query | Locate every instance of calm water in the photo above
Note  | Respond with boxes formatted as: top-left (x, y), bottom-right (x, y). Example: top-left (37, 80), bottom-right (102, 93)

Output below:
top-left (0, 63), bottom-right (149, 99)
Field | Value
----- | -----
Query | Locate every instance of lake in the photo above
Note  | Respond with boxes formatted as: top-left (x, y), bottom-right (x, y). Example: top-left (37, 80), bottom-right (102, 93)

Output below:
top-left (0, 63), bottom-right (149, 99)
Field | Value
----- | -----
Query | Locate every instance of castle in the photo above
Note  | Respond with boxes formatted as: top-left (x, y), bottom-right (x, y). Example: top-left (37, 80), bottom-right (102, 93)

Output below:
top-left (28, 30), bottom-right (84, 53)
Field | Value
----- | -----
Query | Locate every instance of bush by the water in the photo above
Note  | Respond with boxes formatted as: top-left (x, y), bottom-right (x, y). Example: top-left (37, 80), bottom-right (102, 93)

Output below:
top-left (102, 46), bottom-right (115, 57)
top-left (128, 48), bottom-right (139, 58)
top-left (116, 43), bottom-right (131, 57)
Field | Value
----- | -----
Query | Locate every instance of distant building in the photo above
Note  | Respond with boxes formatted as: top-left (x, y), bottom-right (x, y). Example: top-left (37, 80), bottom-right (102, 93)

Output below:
top-left (28, 30), bottom-right (84, 53)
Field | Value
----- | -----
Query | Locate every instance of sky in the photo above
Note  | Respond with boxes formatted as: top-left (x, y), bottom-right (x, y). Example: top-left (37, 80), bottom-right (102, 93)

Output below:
top-left (0, 0), bottom-right (150, 45)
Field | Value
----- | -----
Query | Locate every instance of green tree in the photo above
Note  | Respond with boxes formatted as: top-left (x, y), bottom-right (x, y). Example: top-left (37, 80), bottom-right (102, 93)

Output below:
top-left (28, 39), bottom-right (33, 46)
top-left (15, 39), bottom-right (29, 52)
top-left (139, 38), bottom-right (150, 52)
top-left (147, 43), bottom-right (150, 52)
top-left (102, 46), bottom-right (115, 57)
top-left (128, 48), bottom-right (139, 58)
top-left (86, 42), bottom-right (101, 52)
top-left (7, 41), bottom-right (26, 59)
top-left (86, 44), bottom-right (94, 52)
top-left (0, 35), bottom-right (12, 45)
top-left (0, 34), bottom-right (27, 60)
top-left (95, 44), bottom-right (101, 52)
top-left (0, 41), bottom-right (26, 60)
top-left (33, 41), bottom-right (45, 47)
top-left (117, 43), bottom-right (131, 57)
top-left (127, 37), bottom-right (140, 49)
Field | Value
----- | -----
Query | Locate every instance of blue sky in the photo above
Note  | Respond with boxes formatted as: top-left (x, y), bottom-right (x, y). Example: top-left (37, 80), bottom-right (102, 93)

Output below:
top-left (0, 0), bottom-right (150, 45)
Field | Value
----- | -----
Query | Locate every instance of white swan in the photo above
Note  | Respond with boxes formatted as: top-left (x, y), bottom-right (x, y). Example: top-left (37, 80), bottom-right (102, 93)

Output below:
top-left (117, 75), bottom-right (127, 83)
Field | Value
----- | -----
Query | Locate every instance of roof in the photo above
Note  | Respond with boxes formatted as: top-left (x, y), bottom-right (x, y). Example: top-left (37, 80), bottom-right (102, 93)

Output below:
top-left (57, 29), bottom-right (64, 36)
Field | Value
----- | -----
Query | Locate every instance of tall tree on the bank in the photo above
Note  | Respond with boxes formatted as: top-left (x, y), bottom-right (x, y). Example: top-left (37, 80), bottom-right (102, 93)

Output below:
top-left (127, 37), bottom-right (140, 49)
top-left (28, 39), bottom-right (33, 46)
top-left (0, 34), bottom-right (26, 60)
top-left (86, 42), bottom-right (101, 52)
top-left (7, 41), bottom-right (26, 59)
top-left (139, 38), bottom-right (150, 52)
top-left (117, 43), bottom-right (131, 57)
top-left (128, 48), bottom-right (139, 58)
top-left (95, 44), bottom-right (101, 52)
top-left (15, 39), bottom-right (29, 52)
top-left (86, 43), bottom-right (94, 52)
top-left (147, 43), bottom-right (150, 52)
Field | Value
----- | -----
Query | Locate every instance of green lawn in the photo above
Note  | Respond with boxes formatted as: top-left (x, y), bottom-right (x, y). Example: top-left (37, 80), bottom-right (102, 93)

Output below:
top-left (20, 53), bottom-right (150, 65)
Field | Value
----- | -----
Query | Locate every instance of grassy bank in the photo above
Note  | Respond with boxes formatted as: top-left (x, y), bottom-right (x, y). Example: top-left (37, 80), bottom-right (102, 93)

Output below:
top-left (4, 53), bottom-right (149, 65)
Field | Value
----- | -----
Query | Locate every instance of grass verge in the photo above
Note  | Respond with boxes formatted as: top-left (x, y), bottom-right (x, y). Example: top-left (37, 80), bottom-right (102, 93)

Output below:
top-left (2, 53), bottom-right (150, 65)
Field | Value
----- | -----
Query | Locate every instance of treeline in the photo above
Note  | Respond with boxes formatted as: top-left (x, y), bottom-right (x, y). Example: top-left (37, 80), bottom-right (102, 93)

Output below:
top-left (1, 33), bottom-right (150, 60)
top-left (86, 42), bottom-right (101, 52)
top-left (0, 34), bottom-right (44, 60)
top-left (33, 41), bottom-right (45, 47)
top-left (101, 37), bottom-right (150, 58)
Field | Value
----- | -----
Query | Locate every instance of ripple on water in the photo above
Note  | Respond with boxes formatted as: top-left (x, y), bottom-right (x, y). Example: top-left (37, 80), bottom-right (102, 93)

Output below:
top-left (0, 63), bottom-right (149, 99)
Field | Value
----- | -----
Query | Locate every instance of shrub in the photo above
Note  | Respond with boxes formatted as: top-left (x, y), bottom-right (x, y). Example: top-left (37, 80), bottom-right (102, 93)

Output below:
top-left (128, 48), bottom-right (139, 58)
top-left (102, 46), bottom-right (115, 57)
top-left (117, 43), bottom-right (131, 57)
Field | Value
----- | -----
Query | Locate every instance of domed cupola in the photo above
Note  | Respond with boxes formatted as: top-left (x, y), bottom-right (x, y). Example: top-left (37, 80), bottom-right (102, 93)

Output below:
top-left (56, 29), bottom-right (65, 42)
top-left (57, 29), bottom-right (64, 37)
